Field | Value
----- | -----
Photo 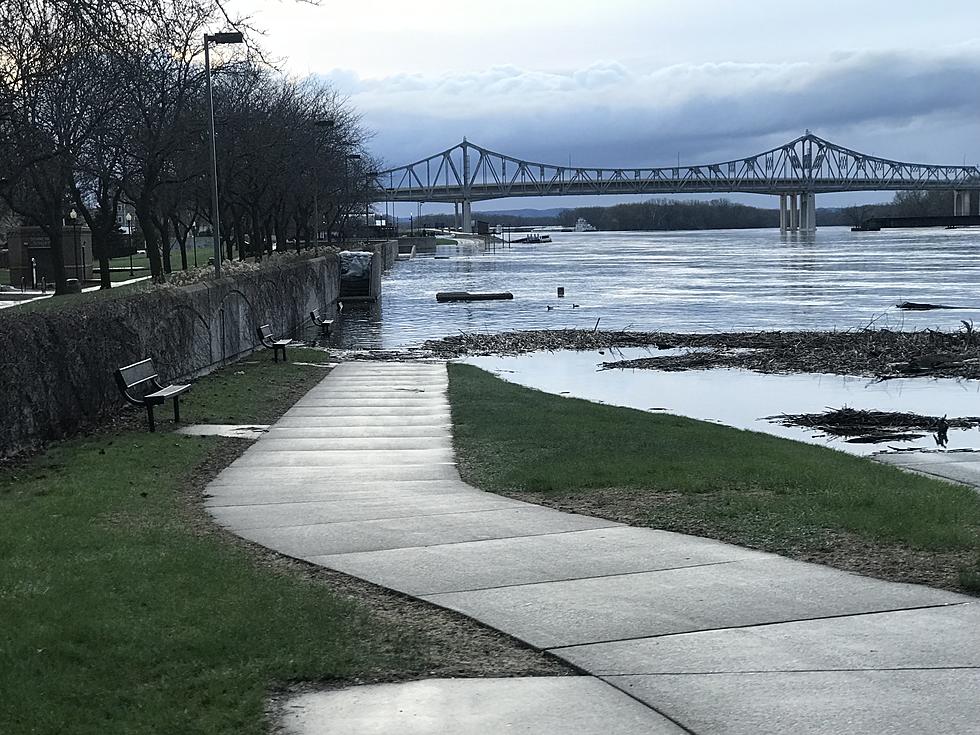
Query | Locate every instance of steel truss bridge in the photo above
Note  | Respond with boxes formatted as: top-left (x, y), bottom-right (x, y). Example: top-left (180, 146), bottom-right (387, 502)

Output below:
top-left (374, 132), bottom-right (980, 233)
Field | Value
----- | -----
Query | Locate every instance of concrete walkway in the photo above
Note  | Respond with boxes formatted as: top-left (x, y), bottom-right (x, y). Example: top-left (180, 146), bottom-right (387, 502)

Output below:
top-left (877, 450), bottom-right (980, 490)
top-left (206, 362), bottom-right (980, 734)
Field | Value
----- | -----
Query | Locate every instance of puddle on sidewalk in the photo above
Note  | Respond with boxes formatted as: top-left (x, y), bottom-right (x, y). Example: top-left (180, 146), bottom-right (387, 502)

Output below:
top-left (460, 348), bottom-right (980, 456)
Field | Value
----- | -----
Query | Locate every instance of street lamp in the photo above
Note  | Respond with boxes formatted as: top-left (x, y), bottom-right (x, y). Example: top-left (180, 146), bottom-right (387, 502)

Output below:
top-left (191, 221), bottom-right (197, 267)
top-left (126, 212), bottom-right (134, 276)
top-left (69, 209), bottom-right (79, 282)
top-left (204, 30), bottom-right (244, 277)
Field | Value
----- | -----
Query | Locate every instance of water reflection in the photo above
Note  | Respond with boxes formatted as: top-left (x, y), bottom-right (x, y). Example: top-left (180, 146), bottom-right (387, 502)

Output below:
top-left (460, 349), bottom-right (980, 456)
top-left (339, 227), bottom-right (980, 350)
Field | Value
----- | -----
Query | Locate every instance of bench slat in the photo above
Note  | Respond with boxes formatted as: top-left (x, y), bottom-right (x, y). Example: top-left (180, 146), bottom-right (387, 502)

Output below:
top-left (145, 383), bottom-right (192, 402)
top-left (117, 358), bottom-right (158, 388)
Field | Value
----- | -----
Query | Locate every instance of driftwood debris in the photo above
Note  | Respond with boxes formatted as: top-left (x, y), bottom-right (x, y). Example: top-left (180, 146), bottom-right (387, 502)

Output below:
top-left (766, 407), bottom-right (976, 445)
top-left (423, 328), bottom-right (980, 380)
top-left (436, 291), bottom-right (514, 303)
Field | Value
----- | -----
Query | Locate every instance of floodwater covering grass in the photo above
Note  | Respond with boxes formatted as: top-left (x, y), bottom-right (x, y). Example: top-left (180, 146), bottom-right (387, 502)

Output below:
top-left (0, 350), bottom-right (557, 734)
top-left (448, 363), bottom-right (980, 593)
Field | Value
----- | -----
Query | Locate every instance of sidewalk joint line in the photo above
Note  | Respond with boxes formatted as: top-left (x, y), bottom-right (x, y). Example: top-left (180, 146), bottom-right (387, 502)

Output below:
top-left (547, 602), bottom-right (973, 651)
top-left (600, 665), bottom-right (980, 677)
top-left (311, 524), bottom-right (625, 559)
top-left (213, 503), bottom-right (540, 531)
top-left (416, 559), bottom-right (748, 596)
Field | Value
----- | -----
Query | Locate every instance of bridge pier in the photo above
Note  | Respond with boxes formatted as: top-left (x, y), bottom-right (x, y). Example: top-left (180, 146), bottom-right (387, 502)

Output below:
top-left (800, 192), bottom-right (816, 233)
top-left (953, 190), bottom-right (977, 217)
top-left (789, 193), bottom-right (799, 232)
top-left (779, 195), bottom-right (789, 234)
top-left (461, 200), bottom-right (472, 233)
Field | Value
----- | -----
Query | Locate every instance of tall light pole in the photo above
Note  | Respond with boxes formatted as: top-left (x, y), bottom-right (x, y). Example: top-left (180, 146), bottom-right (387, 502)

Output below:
top-left (69, 208), bottom-right (79, 282)
top-left (191, 221), bottom-right (197, 267)
top-left (126, 212), bottom-right (133, 276)
top-left (204, 31), bottom-right (244, 278)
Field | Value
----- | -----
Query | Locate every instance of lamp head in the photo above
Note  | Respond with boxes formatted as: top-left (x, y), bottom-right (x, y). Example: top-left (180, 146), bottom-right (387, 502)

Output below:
top-left (207, 31), bottom-right (244, 45)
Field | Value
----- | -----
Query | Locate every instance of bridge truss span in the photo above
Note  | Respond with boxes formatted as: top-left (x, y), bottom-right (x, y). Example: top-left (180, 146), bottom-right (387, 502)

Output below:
top-left (375, 133), bottom-right (980, 233)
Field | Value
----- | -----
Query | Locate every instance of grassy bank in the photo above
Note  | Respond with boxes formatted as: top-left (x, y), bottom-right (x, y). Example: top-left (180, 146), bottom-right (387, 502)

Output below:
top-left (0, 351), bottom-right (561, 734)
top-left (448, 363), bottom-right (980, 593)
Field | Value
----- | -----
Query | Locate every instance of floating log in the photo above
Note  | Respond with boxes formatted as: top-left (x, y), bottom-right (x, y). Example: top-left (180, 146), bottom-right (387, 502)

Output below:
top-left (436, 291), bottom-right (514, 303)
top-left (896, 301), bottom-right (963, 311)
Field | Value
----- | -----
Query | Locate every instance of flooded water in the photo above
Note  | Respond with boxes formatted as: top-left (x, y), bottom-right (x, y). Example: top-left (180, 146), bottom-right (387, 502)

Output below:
top-left (461, 349), bottom-right (980, 456)
top-left (339, 227), bottom-right (980, 350)
top-left (321, 226), bottom-right (980, 455)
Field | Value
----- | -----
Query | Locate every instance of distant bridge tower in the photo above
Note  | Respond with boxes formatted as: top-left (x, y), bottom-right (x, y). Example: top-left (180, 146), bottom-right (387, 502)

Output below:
top-left (460, 138), bottom-right (472, 232)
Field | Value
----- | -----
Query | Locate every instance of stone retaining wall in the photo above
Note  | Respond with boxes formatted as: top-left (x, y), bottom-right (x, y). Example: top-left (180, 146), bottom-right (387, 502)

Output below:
top-left (0, 255), bottom-right (340, 455)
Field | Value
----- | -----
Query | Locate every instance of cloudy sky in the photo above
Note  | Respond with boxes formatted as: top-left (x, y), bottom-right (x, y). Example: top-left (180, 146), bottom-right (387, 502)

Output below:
top-left (237, 0), bottom-right (980, 210)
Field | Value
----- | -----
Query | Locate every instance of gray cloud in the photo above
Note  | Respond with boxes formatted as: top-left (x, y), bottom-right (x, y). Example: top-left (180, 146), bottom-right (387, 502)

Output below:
top-left (319, 45), bottom-right (980, 173)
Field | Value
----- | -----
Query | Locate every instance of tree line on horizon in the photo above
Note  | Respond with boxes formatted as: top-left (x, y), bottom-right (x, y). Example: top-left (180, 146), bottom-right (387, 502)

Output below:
top-left (0, 0), bottom-right (377, 295)
top-left (409, 190), bottom-right (959, 232)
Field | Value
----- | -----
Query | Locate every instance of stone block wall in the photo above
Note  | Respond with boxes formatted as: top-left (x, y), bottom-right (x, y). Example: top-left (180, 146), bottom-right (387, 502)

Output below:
top-left (0, 254), bottom-right (340, 455)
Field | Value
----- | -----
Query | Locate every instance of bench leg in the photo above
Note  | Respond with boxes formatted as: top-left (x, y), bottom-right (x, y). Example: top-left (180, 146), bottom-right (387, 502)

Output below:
top-left (146, 404), bottom-right (156, 433)
top-left (275, 345), bottom-right (286, 362)
top-left (173, 397), bottom-right (181, 424)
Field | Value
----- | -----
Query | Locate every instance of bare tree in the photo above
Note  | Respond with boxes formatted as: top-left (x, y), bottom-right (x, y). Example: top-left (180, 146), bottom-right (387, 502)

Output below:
top-left (0, 3), bottom-right (124, 293)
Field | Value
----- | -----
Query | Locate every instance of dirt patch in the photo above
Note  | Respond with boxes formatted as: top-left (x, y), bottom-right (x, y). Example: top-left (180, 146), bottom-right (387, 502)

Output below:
top-left (497, 486), bottom-right (979, 595)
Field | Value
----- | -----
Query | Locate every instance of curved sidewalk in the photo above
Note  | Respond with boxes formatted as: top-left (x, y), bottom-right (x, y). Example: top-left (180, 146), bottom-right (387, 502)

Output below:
top-left (206, 361), bottom-right (980, 734)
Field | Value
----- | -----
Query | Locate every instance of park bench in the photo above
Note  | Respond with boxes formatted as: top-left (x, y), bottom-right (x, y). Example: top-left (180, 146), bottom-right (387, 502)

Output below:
top-left (310, 307), bottom-right (334, 336)
top-left (257, 324), bottom-right (291, 362)
top-left (114, 358), bottom-right (191, 432)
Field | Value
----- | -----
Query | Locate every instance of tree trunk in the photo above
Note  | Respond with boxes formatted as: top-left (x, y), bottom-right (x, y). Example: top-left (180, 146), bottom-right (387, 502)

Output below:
top-left (47, 226), bottom-right (69, 295)
top-left (158, 217), bottom-right (172, 274)
top-left (274, 216), bottom-right (287, 257)
top-left (135, 198), bottom-right (163, 280)
top-left (93, 230), bottom-right (112, 289)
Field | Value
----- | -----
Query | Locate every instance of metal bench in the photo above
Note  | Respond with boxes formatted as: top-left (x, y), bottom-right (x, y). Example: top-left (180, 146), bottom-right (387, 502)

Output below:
top-left (310, 307), bottom-right (335, 336)
top-left (257, 323), bottom-right (291, 362)
top-left (114, 358), bottom-right (191, 432)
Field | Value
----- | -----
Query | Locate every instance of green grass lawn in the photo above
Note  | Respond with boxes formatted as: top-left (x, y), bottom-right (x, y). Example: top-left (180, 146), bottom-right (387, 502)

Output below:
top-left (448, 363), bottom-right (980, 593)
top-left (0, 351), bottom-right (555, 734)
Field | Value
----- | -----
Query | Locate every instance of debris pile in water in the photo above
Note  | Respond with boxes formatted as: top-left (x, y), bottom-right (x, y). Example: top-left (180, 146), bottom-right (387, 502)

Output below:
top-left (424, 327), bottom-right (980, 379)
top-left (765, 407), bottom-right (980, 446)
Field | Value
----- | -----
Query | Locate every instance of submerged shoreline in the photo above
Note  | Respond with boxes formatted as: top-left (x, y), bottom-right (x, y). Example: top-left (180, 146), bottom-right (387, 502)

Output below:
top-left (424, 327), bottom-right (980, 380)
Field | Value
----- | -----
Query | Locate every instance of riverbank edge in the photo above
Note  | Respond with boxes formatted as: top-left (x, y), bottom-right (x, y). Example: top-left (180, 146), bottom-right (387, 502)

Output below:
top-left (446, 363), bottom-right (980, 596)
top-left (424, 327), bottom-right (980, 380)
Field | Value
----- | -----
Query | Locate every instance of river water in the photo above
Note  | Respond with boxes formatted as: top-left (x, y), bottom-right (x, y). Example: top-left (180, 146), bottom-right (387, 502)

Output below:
top-left (332, 226), bottom-right (980, 455)
top-left (339, 226), bottom-right (980, 350)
